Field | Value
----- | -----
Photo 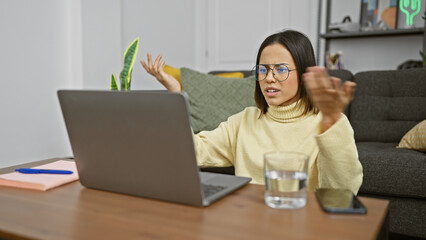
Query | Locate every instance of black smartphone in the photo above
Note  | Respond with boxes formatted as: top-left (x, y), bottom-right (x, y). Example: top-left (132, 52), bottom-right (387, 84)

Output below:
top-left (315, 188), bottom-right (367, 214)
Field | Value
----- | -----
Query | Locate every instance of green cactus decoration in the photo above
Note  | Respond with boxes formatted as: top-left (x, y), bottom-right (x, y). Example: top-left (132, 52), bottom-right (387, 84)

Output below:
top-left (111, 37), bottom-right (140, 91)
top-left (399, 0), bottom-right (421, 26)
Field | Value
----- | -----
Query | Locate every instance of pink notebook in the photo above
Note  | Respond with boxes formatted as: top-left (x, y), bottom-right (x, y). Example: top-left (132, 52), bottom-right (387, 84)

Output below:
top-left (0, 160), bottom-right (79, 191)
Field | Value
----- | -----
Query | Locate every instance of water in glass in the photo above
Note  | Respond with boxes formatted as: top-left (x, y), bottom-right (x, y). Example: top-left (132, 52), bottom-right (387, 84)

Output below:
top-left (264, 169), bottom-right (307, 209)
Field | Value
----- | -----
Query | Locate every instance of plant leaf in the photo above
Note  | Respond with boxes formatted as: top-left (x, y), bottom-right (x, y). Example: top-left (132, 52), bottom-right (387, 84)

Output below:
top-left (110, 74), bottom-right (119, 90)
top-left (128, 68), bottom-right (133, 89)
top-left (119, 37), bottom-right (139, 90)
top-left (420, 51), bottom-right (426, 67)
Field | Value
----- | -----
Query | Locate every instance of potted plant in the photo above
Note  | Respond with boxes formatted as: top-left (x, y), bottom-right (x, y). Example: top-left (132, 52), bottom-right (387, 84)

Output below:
top-left (110, 38), bottom-right (140, 90)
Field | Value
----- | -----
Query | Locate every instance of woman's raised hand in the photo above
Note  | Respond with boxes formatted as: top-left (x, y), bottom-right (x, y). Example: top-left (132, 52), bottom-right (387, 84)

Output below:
top-left (302, 66), bottom-right (356, 132)
top-left (140, 53), bottom-right (181, 92)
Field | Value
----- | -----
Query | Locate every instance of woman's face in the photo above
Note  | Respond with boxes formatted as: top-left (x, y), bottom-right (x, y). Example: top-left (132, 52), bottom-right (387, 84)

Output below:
top-left (258, 43), bottom-right (299, 107)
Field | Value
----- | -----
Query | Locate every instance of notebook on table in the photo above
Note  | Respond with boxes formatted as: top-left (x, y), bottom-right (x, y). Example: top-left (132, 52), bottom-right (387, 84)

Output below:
top-left (0, 160), bottom-right (78, 191)
top-left (57, 90), bottom-right (251, 207)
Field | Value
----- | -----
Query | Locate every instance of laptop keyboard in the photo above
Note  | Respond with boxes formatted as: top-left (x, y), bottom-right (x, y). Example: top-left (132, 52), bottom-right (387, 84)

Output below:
top-left (202, 184), bottom-right (227, 198)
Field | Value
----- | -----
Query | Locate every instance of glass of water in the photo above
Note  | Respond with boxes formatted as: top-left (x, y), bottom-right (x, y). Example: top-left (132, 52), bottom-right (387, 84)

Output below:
top-left (264, 151), bottom-right (309, 209)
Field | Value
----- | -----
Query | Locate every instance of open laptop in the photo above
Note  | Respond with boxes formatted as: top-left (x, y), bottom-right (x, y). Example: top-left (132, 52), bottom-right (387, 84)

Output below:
top-left (58, 90), bottom-right (251, 207)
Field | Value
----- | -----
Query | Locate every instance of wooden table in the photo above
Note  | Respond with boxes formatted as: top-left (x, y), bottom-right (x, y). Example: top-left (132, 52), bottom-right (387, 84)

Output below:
top-left (0, 159), bottom-right (389, 240)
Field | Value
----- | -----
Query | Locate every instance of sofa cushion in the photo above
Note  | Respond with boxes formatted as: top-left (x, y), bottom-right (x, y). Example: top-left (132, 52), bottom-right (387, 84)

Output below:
top-left (213, 72), bottom-right (245, 78)
top-left (208, 70), bottom-right (253, 78)
top-left (164, 65), bottom-right (245, 88)
top-left (398, 120), bottom-right (426, 152)
top-left (163, 65), bottom-right (181, 84)
top-left (180, 67), bottom-right (256, 133)
top-left (357, 142), bottom-right (426, 199)
top-left (350, 69), bottom-right (426, 142)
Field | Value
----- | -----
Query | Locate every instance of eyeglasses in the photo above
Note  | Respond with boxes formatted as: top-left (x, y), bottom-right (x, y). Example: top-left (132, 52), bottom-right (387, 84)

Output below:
top-left (252, 64), bottom-right (296, 82)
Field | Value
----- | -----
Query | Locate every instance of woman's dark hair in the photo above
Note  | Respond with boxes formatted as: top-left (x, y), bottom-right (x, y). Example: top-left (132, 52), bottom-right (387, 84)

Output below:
top-left (254, 30), bottom-right (318, 115)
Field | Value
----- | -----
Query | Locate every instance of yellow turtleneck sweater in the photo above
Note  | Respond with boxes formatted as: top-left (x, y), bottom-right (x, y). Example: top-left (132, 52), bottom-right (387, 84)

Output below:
top-left (193, 101), bottom-right (363, 194)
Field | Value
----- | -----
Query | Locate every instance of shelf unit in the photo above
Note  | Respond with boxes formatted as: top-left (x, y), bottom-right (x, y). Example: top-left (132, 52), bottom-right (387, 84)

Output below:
top-left (321, 28), bottom-right (424, 39)
top-left (319, 0), bottom-right (426, 66)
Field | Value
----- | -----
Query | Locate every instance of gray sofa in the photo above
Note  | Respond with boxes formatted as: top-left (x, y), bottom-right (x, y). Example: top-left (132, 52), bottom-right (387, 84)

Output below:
top-left (198, 68), bottom-right (426, 239)
top-left (348, 69), bottom-right (426, 239)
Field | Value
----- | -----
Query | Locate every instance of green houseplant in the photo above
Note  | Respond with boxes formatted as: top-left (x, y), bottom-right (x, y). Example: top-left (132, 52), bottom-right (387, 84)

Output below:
top-left (111, 38), bottom-right (140, 90)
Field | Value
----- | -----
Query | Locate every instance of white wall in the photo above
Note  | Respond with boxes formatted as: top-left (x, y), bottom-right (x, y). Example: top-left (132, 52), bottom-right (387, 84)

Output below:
top-left (121, 0), bottom-right (197, 90)
top-left (0, 0), bottom-right (80, 168)
top-left (81, 0), bottom-right (122, 90)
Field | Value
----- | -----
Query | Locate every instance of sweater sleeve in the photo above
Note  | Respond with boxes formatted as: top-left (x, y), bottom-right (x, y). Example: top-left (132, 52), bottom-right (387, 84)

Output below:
top-left (192, 113), bottom-right (241, 168)
top-left (314, 114), bottom-right (363, 195)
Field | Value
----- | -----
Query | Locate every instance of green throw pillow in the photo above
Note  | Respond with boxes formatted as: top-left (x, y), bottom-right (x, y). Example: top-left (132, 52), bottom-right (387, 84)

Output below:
top-left (180, 67), bottom-right (256, 133)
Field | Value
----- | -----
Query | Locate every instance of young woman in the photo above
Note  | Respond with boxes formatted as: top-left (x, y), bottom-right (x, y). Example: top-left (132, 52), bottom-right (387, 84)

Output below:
top-left (141, 30), bottom-right (363, 194)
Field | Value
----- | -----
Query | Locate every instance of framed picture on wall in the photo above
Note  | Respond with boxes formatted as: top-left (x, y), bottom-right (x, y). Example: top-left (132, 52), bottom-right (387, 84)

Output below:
top-left (377, 0), bottom-right (398, 29)
top-left (360, 0), bottom-right (379, 30)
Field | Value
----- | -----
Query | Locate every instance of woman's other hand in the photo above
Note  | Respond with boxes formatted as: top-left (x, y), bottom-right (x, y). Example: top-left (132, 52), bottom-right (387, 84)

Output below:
top-left (140, 53), bottom-right (182, 92)
top-left (302, 66), bottom-right (356, 132)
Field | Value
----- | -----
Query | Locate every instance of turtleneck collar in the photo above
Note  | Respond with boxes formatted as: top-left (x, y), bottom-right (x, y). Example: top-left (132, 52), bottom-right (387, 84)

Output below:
top-left (266, 100), bottom-right (308, 123)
